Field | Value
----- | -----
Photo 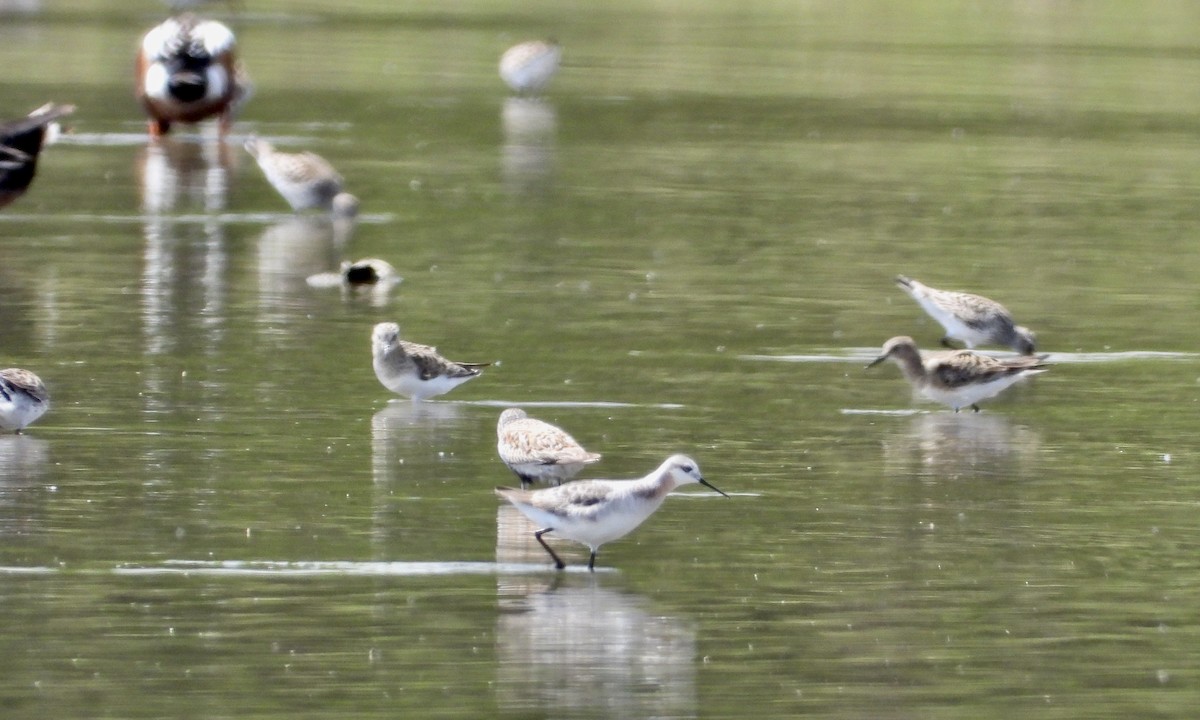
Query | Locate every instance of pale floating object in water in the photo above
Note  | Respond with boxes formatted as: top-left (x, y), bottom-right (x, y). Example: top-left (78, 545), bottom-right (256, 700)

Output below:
top-left (499, 39), bottom-right (562, 94)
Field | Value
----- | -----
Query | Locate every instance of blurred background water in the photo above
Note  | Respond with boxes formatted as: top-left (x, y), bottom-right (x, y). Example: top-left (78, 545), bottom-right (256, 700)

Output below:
top-left (2, 1), bottom-right (1199, 718)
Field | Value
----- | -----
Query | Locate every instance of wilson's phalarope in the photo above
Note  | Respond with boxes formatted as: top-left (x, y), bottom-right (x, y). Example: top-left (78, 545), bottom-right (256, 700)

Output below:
top-left (495, 454), bottom-right (727, 571)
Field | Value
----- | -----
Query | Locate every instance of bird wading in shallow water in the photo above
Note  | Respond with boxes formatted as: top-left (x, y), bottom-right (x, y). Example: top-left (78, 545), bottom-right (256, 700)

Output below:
top-left (244, 137), bottom-right (358, 215)
top-left (495, 454), bottom-right (728, 571)
top-left (136, 14), bottom-right (251, 137)
top-left (867, 335), bottom-right (1047, 412)
top-left (371, 322), bottom-right (489, 401)
top-left (0, 103), bottom-right (75, 210)
top-left (0, 368), bottom-right (50, 433)
top-left (895, 275), bottom-right (1037, 355)
top-left (496, 408), bottom-right (601, 486)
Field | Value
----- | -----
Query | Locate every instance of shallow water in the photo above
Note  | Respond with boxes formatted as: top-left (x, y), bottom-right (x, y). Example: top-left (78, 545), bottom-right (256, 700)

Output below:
top-left (3, 1), bottom-right (1200, 718)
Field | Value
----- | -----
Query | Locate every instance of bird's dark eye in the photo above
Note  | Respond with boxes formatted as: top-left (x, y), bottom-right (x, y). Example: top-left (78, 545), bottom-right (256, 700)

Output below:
top-left (681, 465), bottom-right (694, 473)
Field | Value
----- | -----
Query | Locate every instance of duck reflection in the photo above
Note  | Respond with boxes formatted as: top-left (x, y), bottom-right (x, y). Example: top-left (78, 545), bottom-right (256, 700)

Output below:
top-left (882, 412), bottom-right (1041, 479)
top-left (494, 550), bottom-right (696, 717)
top-left (137, 135), bottom-right (235, 214)
top-left (501, 97), bottom-right (556, 197)
top-left (138, 137), bottom-right (236, 421)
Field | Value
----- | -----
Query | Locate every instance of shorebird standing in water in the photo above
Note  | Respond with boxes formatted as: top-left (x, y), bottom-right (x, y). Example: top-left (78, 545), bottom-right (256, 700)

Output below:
top-left (244, 137), bottom-right (359, 215)
top-left (499, 39), bottom-right (562, 95)
top-left (496, 408), bottom-right (601, 486)
top-left (495, 454), bottom-right (727, 571)
top-left (371, 322), bottom-right (489, 401)
top-left (0, 103), bottom-right (75, 210)
top-left (136, 14), bottom-right (251, 137)
top-left (895, 275), bottom-right (1037, 355)
top-left (867, 336), bottom-right (1047, 412)
top-left (0, 368), bottom-right (50, 433)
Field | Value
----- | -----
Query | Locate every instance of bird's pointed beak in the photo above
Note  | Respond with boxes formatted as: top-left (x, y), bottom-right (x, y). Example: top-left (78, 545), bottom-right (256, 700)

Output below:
top-left (865, 355), bottom-right (887, 370)
top-left (699, 477), bottom-right (729, 498)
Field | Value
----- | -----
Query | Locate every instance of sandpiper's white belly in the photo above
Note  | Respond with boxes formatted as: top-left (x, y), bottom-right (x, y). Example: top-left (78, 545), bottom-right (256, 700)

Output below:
top-left (376, 363), bottom-right (473, 401)
top-left (922, 372), bottom-right (1036, 410)
top-left (0, 393), bottom-right (47, 431)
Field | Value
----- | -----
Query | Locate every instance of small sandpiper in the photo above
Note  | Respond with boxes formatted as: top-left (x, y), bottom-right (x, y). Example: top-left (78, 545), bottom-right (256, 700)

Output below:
top-left (0, 368), bottom-right (50, 433)
top-left (495, 454), bottom-right (727, 571)
top-left (0, 103), bottom-right (75, 210)
top-left (895, 275), bottom-right (1037, 355)
top-left (244, 137), bottom-right (358, 216)
top-left (867, 336), bottom-right (1047, 412)
top-left (371, 322), bottom-right (489, 401)
top-left (496, 408), bottom-right (601, 486)
top-left (499, 39), bottom-right (562, 95)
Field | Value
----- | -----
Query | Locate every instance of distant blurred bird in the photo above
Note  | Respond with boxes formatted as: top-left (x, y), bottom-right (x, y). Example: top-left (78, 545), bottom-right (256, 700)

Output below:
top-left (0, 103), bottom-right (75, 210)
top-left (499, 39), bottom-right (562, 94)
top-left (0, 368), bottom-right (50, 434)
top-left (497, 408), bottom-right (602, 486)
top-left (371, 322), bottom-right (489, 401)
top-left (136, 14), bottom-right (250, 137)
top-left (245, 137), bottom-right (359, 216)
top-left (340, 258), bottom-right (397, 285)
top-left (895, 275), bottom-right (1037, 355)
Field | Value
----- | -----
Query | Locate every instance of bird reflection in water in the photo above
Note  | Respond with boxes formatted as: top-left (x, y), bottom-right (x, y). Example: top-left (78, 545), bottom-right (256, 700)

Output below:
top-left (0, 435), bottom-right (50, 539)
top-left (137, 136), bottom-right (236, 419)
top-left (370, 401), bottom-right (467, 482)
top-left (493, 545), bottom-right (697, 718)
top-left (882, 412), bottom-right (1041, 479)
top-left (501, 97), bottom-right (556, 197)
top-left (137, 134), bottom-right (236, 214)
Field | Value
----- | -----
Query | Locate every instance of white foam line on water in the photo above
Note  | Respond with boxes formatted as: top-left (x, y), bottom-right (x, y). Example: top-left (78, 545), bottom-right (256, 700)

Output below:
top-left (457, 400), bottom-right (685, 410)
top-left (744, 350), bottom-right (1199, 364)
top-left (2, 562), bottom-right (610, 576)
top-left (0, 212), bottom-right (394, 225)
top-left (1040, 351), bottom-right (1198, 363)
top-left (739, 351), bottom-right (879, 364)
top-left (841, 408), bottom-right (927, 416)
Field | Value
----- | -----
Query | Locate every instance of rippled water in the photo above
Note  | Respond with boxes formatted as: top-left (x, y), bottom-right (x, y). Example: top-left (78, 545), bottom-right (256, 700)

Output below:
top-left (3, 1), bottom-right (1200, 718)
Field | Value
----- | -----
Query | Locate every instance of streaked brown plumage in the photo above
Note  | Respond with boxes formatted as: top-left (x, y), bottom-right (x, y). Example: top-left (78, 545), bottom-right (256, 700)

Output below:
top-left (496, 408), bottom-right (601, 485)
top-left (867, 336), bottom-right (1047, 412)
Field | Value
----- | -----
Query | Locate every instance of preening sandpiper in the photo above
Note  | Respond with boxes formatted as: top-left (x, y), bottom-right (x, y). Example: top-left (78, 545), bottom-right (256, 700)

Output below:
top-left (495, 454), bottom-right (727, 571)
top-left (0, 368), bottom-right (50, 434)
top-left (371, 322), bottom-right (489, 401)
top-left (244, 137), bottom-right (358, 216)
top-left (496, 408), bottom-right (601, 486)
top-left (895, 275), bottom-right (1037, 355)
top-left (499, 40), bottom-right (562, 95)
top-left (867, 335), bottom-right (1047, 412)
